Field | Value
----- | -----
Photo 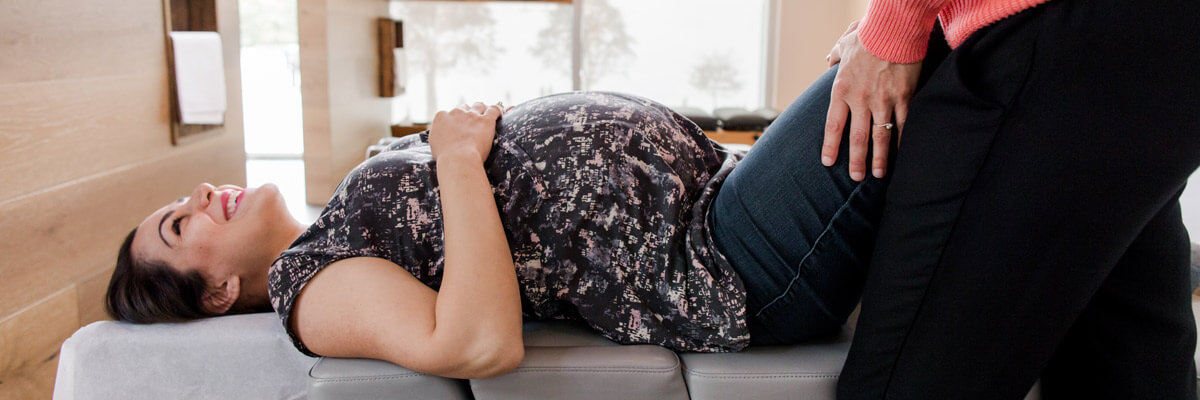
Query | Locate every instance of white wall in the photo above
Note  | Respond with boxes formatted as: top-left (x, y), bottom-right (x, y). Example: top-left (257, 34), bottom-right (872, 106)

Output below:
top-left (768, 0), bottom-right (868, 109)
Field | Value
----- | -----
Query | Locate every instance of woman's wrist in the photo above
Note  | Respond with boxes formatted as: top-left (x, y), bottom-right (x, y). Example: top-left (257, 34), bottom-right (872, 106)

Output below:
top-left (857, 0), bottom-right (945, 63)
top-left (435, 148), bottom-right (485, 166)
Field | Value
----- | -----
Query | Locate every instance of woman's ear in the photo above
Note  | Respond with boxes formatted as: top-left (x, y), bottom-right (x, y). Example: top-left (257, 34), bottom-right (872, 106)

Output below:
top-left (201, 275), bottom-right (240, 315)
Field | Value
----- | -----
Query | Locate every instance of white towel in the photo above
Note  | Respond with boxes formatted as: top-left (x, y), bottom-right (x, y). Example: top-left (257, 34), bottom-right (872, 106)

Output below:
top-left (393, 47), bottom-right (407, 95)
top-left (169, 31), bottom-right (227, 125)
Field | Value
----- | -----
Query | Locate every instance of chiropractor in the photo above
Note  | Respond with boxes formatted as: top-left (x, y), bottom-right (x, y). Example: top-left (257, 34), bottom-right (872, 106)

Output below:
top-left (821, 0), bottom-right (1200, 398)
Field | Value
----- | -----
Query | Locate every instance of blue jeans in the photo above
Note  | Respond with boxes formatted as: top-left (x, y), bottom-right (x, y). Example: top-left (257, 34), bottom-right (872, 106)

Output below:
top-left (708, 66), bottom-right (894, 346)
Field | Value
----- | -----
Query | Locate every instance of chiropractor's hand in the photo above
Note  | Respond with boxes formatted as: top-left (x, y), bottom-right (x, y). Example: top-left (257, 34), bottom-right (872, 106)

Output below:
top-left (429, 101), bottom-right (506, 164)
top-left (823, 21), bottom-right (922, 181)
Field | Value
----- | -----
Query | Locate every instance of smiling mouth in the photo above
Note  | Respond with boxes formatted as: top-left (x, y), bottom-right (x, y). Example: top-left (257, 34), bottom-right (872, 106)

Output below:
top-left (223, 190), bottom-right (243, 220)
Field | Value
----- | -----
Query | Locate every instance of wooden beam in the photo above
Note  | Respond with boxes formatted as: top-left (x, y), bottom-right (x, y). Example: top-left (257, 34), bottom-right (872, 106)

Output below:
top-left (299, 0), bottom-right (391, 205)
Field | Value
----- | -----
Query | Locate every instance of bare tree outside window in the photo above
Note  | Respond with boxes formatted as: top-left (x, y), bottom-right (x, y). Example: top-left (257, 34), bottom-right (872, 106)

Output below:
top-left (240, 0), bottom-right (297, 47)
top-left (532, 0), bottom-right (633, 89)
top-left (392, 3), bottom-right (500, 118)
top-left (690, 52), bottom-right (743, 109)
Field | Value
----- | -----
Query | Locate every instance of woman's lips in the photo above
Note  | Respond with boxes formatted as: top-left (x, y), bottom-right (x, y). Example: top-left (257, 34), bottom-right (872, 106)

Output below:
top-left (221, 190), bottom-right (243, 221)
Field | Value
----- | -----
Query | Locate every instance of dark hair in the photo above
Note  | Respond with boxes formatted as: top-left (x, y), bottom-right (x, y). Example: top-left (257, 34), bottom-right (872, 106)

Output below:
top-left (105, 228), bottom-right (215, 323)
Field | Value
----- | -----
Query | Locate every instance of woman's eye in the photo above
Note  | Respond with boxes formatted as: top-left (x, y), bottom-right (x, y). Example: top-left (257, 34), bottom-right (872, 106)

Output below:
top-left (172, 217), bottom-right (183, 235)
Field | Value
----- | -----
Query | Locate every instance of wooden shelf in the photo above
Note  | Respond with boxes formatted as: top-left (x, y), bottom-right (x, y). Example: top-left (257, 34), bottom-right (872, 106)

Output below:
top-left (391, 124), bottom-right (428, 137)
top-left (703, 129), bottom-right (760, 146)
top-left (162, 0), bottom-right (223, 146)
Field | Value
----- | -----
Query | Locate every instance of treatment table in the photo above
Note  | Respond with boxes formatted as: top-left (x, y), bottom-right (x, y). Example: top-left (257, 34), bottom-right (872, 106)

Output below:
top-left (53, 299), bottom-right (1200, 399)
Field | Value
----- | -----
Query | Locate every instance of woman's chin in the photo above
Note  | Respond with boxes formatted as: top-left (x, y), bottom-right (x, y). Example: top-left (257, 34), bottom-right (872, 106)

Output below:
top-left (253, 183), bottom-right (296, 220)
top-left (256, 183), bottom-right (281, 197)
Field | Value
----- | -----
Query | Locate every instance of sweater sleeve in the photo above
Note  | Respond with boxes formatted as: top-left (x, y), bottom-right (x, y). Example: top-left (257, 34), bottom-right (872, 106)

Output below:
top-left (856, 0), bottom-right (948, 63)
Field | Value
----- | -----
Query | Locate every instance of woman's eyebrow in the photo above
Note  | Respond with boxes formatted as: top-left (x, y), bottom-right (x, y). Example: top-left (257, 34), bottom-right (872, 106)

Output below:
top-left (158, 210), bottom-right (175, 248)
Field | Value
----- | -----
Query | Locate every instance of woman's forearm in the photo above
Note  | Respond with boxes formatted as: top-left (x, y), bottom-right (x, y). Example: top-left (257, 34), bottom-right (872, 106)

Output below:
top-left (857, 0), bottom-right (947, 63)
top-left (431, 150), bottom-right (524, 368)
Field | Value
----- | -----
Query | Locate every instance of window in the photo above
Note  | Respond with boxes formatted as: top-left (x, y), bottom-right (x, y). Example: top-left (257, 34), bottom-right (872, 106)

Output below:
top-left (241, 0), bottom-right (319, 222)
top-left (581, 0), bottom-right (768, 111)
top-left (384, 0), bottom-right (1200, 245)
top-left (389, 1), bottom-right (573, 124)
top-left (389, 0), bottom-right (769, 124)
top-left (240, 0), bottom-right (303, 156)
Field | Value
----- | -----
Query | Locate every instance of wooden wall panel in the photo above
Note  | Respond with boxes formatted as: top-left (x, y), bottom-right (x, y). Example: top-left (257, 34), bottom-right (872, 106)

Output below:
top-left (0, 288), bottom-right (78, 400)
top-left (0, 0), bottom-right (162, 85)
top-left (0, 355), bottom-right (59, 400)
top-left (77, 267), bottom-right (115, 327)
top-left (300, 0), bottom-right (391, 205)
top-left (0, 0), bottom-right (245, 398)
top-left (299, 0), bottom-right (333, 205)
top-left (0, 0), bottom-right (246, 202)
top-left (0, 75), bottom-right (169, 200)
top-left (328, 0), bottom-right (392, 197)
top-left (0, 135), bottom-right (244, 319)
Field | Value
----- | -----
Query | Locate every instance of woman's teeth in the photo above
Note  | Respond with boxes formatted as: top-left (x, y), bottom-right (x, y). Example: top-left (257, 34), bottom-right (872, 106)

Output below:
top-left (225, 191), bottom-right (238, 218)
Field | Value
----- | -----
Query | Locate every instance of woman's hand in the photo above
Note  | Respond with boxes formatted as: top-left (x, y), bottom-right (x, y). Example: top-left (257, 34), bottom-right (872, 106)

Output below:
top-left (822, 21), bottom-right (922, 181)
top-left (825, 20), bottom-right (859, 67)
top-left (429, 102), bottom-right (506, 164)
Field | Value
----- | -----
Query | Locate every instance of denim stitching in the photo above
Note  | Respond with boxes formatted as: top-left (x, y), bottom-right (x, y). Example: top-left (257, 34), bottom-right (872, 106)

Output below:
top-left (753, 180), bottom-right (867, 319)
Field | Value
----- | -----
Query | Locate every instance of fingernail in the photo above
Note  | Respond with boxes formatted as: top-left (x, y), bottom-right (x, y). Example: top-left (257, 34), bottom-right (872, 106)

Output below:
top-left (851, 171), bottom-right (864, 181)
top-left (821, 156), bottom-right (833, 166)
top-left (873, 168), bottom-right (883, 178)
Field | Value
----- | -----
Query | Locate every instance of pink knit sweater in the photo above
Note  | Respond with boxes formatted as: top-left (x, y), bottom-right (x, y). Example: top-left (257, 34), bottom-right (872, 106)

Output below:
top-left (858, 0), bottom-right (1052, 63)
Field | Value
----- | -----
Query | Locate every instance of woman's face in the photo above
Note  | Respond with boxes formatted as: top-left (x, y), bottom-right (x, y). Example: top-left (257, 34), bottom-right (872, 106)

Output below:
top-left (131, 182), bottom-right (292, 288)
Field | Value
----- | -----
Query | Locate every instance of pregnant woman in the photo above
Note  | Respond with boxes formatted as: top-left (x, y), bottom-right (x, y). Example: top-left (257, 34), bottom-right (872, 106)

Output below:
top-left (106, 88), bottom-right (891, 380)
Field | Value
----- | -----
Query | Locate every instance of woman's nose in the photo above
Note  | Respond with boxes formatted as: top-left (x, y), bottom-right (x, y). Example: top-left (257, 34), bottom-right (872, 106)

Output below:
top-left (189, 183), bottom-right (215, 210)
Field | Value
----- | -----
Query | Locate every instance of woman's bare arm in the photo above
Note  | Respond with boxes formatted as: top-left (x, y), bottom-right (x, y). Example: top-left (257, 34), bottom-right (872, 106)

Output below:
top-left (430, 143), bottom-right (524, 369)
top-left (292, 256), bottom-right (521, 379)
top-left (426, 102), bottom-right (523, 372)
top-left (290, 102), bottom-right (523, 379)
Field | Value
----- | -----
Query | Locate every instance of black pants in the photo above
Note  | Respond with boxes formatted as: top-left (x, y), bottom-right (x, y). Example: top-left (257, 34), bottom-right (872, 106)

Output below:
top-left (836, 0), bottom-right (1200, 398)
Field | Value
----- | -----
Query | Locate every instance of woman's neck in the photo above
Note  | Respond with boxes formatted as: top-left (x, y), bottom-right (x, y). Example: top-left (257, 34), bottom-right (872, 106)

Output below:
top-left (236, 220), bottom-right (308, 312)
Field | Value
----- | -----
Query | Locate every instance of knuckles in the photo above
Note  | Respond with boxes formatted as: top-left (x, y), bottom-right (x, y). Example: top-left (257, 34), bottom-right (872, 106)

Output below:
top-left (831, 80), bottom-right (851, 96)
top-left (825, 119), bottom-right (841, 133)
top-left (850, 129), bottom-right (870, 145)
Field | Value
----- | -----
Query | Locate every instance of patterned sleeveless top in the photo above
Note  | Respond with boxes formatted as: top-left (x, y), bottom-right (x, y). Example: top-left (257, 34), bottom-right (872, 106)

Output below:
top-left (267, 92), bottom-right (750, 358)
